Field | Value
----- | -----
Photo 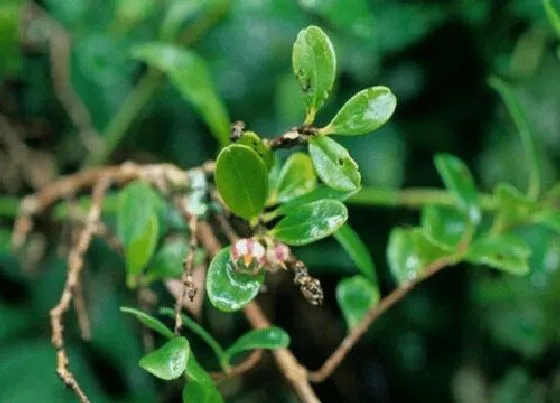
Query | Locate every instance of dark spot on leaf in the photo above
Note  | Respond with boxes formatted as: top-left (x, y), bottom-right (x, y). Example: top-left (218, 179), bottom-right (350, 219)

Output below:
top-left (338, 157), bottom-right (344, 166)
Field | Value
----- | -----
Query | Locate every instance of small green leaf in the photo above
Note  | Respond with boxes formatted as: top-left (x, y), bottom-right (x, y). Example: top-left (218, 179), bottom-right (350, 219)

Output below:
top-left (494, 183), bottom-right (538, 226)
top-left (534, 209), bottom-right (560, 235)
top-left (183, 356), bottom-right (224, 403)
top-left (0, 1), bottom-right (24, 77)
top-left (270, 200), bottom-right (348, 246)
top-left (115, 0), bottom-right (157, 28)
top-left (466, 234), bottom-right (531, 276)
top-left (421, 205), bottom-right (468, 251)
top-left (308, 136), bottom-right (361, 192)
top-left (292, 25), bottom-right (336, 125)
top-left (544, 0), bottom-right (560, 38)
top-left (215, 144), bottom-right (268, 220)
top-left (139, 337), bottom-right (190, 380)
top-left (160, 0), bottom-right (208, 41)
top-left (145, 238), bottom-right (188, 281)
top-left (333, 224), bottom-right (376, 282)
top-left (237, 131), bottom-right (274, 170)
top-left (387, 228), bottom-right (450, 286)
top-left (120, 307), bottom-right (175, 339)
top-left (225, 327), bottom-right (290, 359)
top-left (274, 153), bottom-right (316, 203)
top-left (117, 182), bottom-right (161, 280)
top-left (489, 77), bottom-right (540, 200)
top-left (132, 43), bottom-right (230, 146)
top-left (275, 185), bottom-right (355, 215)
top-left (323, 87), bottom-right (397, 136)
top-left (336, 276), bottom-right (379, 329)
top-left (207, 248), bottom-right (265, 312)
top-left (434, 154), bottom-right (481, 224)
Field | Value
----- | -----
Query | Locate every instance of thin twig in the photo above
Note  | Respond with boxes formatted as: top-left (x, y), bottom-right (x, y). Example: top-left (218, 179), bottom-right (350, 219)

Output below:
top-left (72, 281), bottom-right (91, 341)
top-left (210, 350), bottom-right (263, 381)
top-left (307, 230), bottom-right (473, 383)
top-left (49, 177), bottom-right (110, 403)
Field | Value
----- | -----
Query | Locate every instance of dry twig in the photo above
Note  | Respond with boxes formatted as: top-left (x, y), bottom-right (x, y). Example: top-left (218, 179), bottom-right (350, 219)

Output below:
top-left (49, 176), bottom-right (110, 403)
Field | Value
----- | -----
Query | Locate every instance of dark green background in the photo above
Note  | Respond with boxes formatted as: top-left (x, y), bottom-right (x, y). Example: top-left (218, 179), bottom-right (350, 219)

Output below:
top-left (1, 0), bottom-right (559, 402)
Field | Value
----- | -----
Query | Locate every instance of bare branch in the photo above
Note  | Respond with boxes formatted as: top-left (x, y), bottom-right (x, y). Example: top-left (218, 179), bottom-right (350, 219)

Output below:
top-left (210, 350), bottom-right (263, 381)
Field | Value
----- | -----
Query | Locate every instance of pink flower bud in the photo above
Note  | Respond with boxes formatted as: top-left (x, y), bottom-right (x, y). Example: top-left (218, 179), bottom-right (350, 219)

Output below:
top-left (230, 238), bottom-right (266, 275)
top-left (266, 241), bottom-right (290, 271)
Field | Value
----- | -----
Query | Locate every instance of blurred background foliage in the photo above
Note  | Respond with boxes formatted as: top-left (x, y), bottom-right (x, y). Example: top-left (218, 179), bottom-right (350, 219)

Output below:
top-left (1, 0), bottom-right (560, 402)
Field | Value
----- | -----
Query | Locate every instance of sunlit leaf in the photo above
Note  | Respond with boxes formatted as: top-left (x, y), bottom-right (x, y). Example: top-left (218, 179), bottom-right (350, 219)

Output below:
top-left (139, 337), bottom-right (190, 380)
top-left (467, 234), bottom-right (530, 276)
top-left (274, 153), bottom-right (316, 203)
top-left (206, 248), bottom-right (265, 312)
top-left (270, 200), bottom-right (348, 246)
top-left (434, 153), bottom-right (480, 224)
top-left (225, 327), bottom-right (290, 359)
top-left (132, 43), bottom-right (230, 146)
top-left (308, 136), bottom-right (361, 192)
top-left (544, 0), bottom-right (560, 38)
top-left (336, 275), bottom-right (379, 329)
top-left (322, 87), bottom-right (397, 136)
top-left (117, 181), bottom-right (162, 281)
top-left (387, 228), bottom-right (450, 286)
top-left (215, 144), bottom-right (268, 220)
top-left (292, 25), bottom-right (336, 124)
top-left (120, 307), bottom-right (175, 339)
top-left (333, 224), bottom-right (376, 282)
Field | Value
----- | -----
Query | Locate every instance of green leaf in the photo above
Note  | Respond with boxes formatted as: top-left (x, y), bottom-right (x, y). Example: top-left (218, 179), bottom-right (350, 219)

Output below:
top-left (139, 337), bottom-right (190, 380)
top-left (0, 1), bottom-right (24, 77)
top-left (117, 181), bottom-right (161, 281)
top-left (120, 307), bottom-right (175, 339)
top-left (237, 131), bottom-right (274, 170)
top-left (336, 276), bottom-right (379, 329)
top-left (145, 237), bottom-right (188, 281)
top-left (333, 224), bottom-right (376, 282)
top-left (132, 43), bottom-right (230, 146)
top-left (183, 356), bottom-right (224, 403)
top-left (489, 77), bottom-right (540, 200)
top-left (387, 228), bottom-right (450, 286)
top-left (115, 0), bottom-right (157, 28)
top-left (421, 205), bottom-right (468, 251)
top-left (308, 136), bottom-right (361, 192)
top-left (275, 185), bottom-right (355, 215)
top-left (292, 25), bottom-right (336, 125)
top-left (544, 0), bottom-right (560, 37)
top-left (215, 144), bottom-right (269, 220)
top-left (206, 248), bottom-right (265, 312)
top-left (270, 200), bottom-right (348, 246)
top-left (322, 87), bottom-right (397, 136)
top-left (225, 327), bottom-right (290, 359)
top-left (466, 234), bottom-right (531, 276)
top-left (160, 0), bottom-right (207, 41)
top-left (434, 153), bottom-right (481, 224)
top-left (494, 183), bottom-right (538, 226)
top-left (274, 153), bottom-right (316, 203)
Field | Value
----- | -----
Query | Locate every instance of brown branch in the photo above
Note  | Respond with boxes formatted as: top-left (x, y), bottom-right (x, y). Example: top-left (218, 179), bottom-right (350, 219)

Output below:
top-left (210, 350), bottom-right (263, 381)
top-left (72, 281), bottom-right (91, 341)
top-left (307, 231), bottom-right (474, 383)
top-left (49, 176), bottom-right (110, 403)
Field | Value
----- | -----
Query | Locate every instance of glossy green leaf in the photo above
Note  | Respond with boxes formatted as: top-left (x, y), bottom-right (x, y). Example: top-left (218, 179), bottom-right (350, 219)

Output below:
top-left (489, 77), bottom-right (540, 200)
top-left (237, 131), bottom-right (274, 170)
top-left (466, 234), bottom-right (531, 276)
top-left (117, 181), bottom-right (161, 281)
top-left (387, 228), bottom-right (450, 286)
top-left (145, 237), bottom-right (188, 281)
top-left (434, 153), bottom-right (480, 224)
top-left (275, 153), bottom-right (316, 203)
top-left (308, 136), bottom-right (361, 192)
top-left (322, 87), bottom-right (397, 136)
top-left (207, 248), bottom-right (265, 312)
top-left (225, 327), bottom-right (290, 359)
top-left (544, 0), bottom-right (560, 40)
top-left (270, 200), bottom-right (348, 246)
top-left (421, 205), bottom-right (468, 251)
top-left (275, 185), bottom-right (355, 215)
top-left (139, 337), bottom-right (190, 380)
top-left (292, 25), bottom-right (336, 124)
top-left (215, 144), bottom-right (268, 220)
top-left (333, 224), bottom-right (376, 282)
top-left (132, 43), bottom-right (230, 146)
top-left (183, 356), bottom-right (224, 403)
top-left (336, 276), bottom-right (379, 329)
top-left (120, 307), bottom-right (175, 339)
